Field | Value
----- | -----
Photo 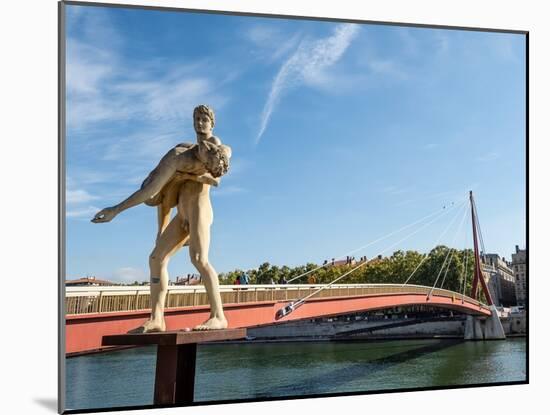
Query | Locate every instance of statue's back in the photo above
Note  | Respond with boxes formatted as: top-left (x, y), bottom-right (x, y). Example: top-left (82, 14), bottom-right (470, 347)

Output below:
top-left (142, 142), bottom-right (196, 207)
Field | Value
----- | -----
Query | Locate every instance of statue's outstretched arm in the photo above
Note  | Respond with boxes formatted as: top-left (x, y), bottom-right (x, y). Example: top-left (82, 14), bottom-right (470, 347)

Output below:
top-left (91, 159), bottom-right (177, 223)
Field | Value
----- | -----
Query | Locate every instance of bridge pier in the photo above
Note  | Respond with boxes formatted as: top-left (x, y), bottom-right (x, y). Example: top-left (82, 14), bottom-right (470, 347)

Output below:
top-left (464, 306), bottom-right (506, 340)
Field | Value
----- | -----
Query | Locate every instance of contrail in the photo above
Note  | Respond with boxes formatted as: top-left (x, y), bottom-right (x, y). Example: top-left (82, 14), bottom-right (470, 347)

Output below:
top-left (256, 24), bottom-right (360, 144)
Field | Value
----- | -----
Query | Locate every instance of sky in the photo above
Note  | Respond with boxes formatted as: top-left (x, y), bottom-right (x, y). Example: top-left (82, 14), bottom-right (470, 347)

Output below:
top-left (64, 4), bottom-right (526, 284)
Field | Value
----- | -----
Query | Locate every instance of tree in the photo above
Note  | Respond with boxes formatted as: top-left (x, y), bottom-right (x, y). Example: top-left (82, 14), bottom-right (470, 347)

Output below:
top-left (215, 246), bottom-right (483, 300)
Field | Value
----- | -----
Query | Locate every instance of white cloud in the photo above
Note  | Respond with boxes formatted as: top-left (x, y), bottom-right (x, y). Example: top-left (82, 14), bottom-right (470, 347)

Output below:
top-left (246, 25), bottom-right (279, 45)
top-left (66, 8), bottom-right (226, 130)
top-left (245, 25), bottom-right (302, 62)
top-left (256, 24), bottom-right (360, 144)
top-left (66, 39), bottom-right (114, 96)
top-left (66, 186), bottom-right (101, 219)
top-left (100, 127), bottom-right (187, 164)
top-left (68, 171), bottom-right (114, 186)
top-left (66, 189), bottom-right (98, 204)
top-left (66, 205), bottom-right (100, 218)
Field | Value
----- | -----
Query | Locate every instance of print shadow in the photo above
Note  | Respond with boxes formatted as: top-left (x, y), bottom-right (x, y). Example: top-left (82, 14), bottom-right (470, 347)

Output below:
top-left (34, 397), bottom-right (58, 412)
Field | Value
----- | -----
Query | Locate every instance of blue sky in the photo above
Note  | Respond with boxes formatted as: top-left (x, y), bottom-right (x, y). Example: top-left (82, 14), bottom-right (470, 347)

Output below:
top-left (65, 4), bottom-right (526, 283)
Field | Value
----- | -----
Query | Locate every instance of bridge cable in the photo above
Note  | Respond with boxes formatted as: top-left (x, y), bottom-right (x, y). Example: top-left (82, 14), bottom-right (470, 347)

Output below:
top-left (460, 231), bottom-right (469, 304)
top-left (427, 204), bottom-right (469, 299)
top-left (438, 247), bottom-right (455, 289)
top-left (400, 198), bottom-right (469, 287)
top-left (286, 200), bottom-right (461, 284)
top-left (472, 196), bottom-right (487, 258)
top-left (276, 200), bottom-right (464, 319)
top-left (438, 206), bottom-right (469, 289)
top-left (428, 205), bottom-right (469, 296)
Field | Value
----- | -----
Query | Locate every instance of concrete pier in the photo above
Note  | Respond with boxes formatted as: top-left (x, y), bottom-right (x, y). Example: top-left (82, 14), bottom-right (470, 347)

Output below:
top-left (463, 306), bottom-right (506, 340)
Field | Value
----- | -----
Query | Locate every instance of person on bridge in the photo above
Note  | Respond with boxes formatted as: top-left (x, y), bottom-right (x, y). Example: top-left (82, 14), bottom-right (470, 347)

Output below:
top-left (91, 105), bottom-right (231, 332)
top-left (240, 272), bottom-right (250, 285)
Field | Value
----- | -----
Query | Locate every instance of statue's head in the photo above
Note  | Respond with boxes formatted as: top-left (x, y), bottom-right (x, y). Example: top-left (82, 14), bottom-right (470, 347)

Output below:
top-left (198, 141), bottom-right (231, 178)
top-left (193, 104), bottom-right (215, 135)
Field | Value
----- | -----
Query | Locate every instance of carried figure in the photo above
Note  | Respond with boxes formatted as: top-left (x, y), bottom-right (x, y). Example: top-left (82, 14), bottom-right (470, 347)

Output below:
top-left (92, 105), bottom-right (230, 332)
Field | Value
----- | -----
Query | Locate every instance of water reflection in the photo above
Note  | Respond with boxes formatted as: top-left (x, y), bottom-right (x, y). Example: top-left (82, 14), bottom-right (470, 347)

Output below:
top-left (65, 338), bottom-right (526, 411)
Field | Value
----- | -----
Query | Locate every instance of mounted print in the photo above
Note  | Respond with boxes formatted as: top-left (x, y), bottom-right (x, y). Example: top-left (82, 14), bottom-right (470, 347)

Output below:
top-left (59, 1), bottom-right (528, 413)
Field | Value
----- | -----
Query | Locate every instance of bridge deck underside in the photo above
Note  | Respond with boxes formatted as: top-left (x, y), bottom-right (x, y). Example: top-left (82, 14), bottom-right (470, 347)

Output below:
top-left (66, 292), bottom-right (490, 354)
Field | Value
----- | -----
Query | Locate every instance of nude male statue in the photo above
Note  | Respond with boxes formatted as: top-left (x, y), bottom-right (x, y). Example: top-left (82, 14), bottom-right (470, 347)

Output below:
top-left (91, 105), bottom-right (230, 332)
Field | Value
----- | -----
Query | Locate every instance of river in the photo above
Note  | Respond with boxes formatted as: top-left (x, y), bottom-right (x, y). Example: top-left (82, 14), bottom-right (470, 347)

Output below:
top-left (65, 338), bottom-right (526, 411)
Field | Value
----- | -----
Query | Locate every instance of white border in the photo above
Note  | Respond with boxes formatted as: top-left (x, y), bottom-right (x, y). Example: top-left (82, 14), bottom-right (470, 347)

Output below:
top-left (2, 0), bottom-right (546, 414)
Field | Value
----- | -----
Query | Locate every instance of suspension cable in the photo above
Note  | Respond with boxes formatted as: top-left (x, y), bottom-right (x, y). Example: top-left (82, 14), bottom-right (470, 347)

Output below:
top-left (276, 200), bottom-right (463, 319)
top-left (427, 204), bottom-right (469, 298)
top-left (460, 219), bottom-right (469, 303)
top-left (285, 201), bottom-right (459, 284)
top-left (461, 245), bottom-right (469, 303)
top-left (438, 207), bottom-right (470, 289)
top-left (400, 198), bottom-right (469, 286)
top-left (438, 248), bottom-right (454, 289)
top-left (472, 197), bottom-right (486, 257)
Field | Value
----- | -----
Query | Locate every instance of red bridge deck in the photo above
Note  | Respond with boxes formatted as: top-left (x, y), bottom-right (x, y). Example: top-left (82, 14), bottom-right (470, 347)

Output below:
top-left (66, 290), bottom-right (490, 355)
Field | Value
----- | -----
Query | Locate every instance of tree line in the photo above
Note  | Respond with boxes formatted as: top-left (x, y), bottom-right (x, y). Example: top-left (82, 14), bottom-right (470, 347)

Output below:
top-left (218, 245), bottom-right (483, 299)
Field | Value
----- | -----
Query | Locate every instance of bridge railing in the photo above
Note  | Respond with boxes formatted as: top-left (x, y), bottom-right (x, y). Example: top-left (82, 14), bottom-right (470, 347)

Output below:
top-left (65, 284), bottom-right (487, 316)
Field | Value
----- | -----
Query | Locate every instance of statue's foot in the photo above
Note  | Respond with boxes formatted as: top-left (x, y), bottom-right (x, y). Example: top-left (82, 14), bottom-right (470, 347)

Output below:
top-left (193, 316), bottom-right (228, 331)
top-left (127, 319), bottom-right (166, 334)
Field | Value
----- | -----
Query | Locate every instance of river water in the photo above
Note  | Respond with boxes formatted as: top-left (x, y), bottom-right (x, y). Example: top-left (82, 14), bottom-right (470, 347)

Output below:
top-left (65, 338), bottom-right (526, 411)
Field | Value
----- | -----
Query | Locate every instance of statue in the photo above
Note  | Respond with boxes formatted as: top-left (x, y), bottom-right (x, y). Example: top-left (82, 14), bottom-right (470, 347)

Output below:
top-left (92, 105), bottom-right (230, 332)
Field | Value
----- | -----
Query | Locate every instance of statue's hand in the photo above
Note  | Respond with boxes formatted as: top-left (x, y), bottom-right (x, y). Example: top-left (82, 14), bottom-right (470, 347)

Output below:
top-left (195, 173), bottom-right (219, 186)
top-left (173, 171), bottom-right (197, 182)
top-left (91, 207), bottom-right (118, 223)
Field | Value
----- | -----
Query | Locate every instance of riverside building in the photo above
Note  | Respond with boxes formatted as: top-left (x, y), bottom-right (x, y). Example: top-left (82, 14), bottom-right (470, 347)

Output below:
top-left (511, 245), bottom-right (527, 307)
top-left (481, 254), bottom-right (517, 307)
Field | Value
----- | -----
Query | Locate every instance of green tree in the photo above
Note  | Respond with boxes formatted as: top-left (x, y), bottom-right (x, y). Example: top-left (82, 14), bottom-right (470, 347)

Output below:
top-left (215, 246), bottom-right (487, 300)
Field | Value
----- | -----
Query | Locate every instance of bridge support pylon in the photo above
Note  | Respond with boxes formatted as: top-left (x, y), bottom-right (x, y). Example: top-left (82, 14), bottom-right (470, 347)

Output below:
top-left (464, 305), bottom-right (506, 340)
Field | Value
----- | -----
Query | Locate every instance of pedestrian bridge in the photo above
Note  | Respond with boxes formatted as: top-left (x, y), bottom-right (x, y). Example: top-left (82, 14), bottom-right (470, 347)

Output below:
top-left (65, 283), bottom-right (491, 355)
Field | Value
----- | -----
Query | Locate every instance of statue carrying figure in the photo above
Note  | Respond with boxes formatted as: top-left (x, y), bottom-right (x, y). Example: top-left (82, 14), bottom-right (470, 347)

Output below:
top-left (92, 105), bottom-right (231, 332)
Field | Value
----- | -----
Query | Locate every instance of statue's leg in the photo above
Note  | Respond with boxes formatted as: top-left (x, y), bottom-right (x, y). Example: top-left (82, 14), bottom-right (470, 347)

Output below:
top-left (133, 215), bottom-right (189, 333)
top-left (188, 210), bottom-right (227, 331)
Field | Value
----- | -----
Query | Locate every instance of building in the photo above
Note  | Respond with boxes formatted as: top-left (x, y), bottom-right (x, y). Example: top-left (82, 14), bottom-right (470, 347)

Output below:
top-left (511, 245), bottom-right (527, 307)
top-left (323, 256), bottom-right (369, 267)
top-left (65, 276), bottom-right (117, 287)
top-left (481, 254), bottom-right (517, 307)
top-left (174, 274), bottom-right (202, 286)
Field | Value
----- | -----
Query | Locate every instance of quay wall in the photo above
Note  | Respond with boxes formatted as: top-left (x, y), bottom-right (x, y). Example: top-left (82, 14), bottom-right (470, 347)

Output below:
top-left (248, 315), bottom-right (526, 339)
